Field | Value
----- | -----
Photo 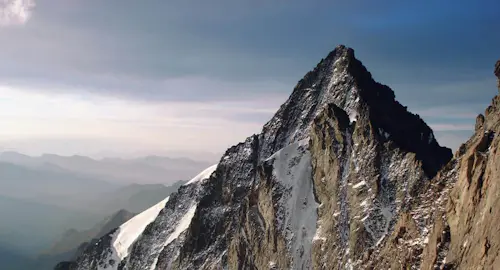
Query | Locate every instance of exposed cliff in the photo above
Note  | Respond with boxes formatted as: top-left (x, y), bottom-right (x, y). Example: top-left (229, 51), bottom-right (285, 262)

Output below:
top-left (365, 60), bottom-right (500, 270)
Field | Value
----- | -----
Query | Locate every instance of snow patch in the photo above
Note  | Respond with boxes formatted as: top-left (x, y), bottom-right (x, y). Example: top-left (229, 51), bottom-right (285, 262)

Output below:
top-left (269, 139), bottom-right (317, 269)
top-left (164, 204), bottom-right (197, 246)
top-left (423, 235), bottom-right (429, 244)
top-left (428, 132), bottom-right (434, 144)
top-left (352, 180), bottom-right (367, 189)
top-left (149, 204), bottom-right (198, 270)
top-left (313, 224), bottom-right (327, 242)
top-left (184, 164), bottom-right (218, 185)
top-left (107, 196), bottom-right (170, 269)
top-left (360, 199), bottom-right (369, 208)
top-left (348, 111), bottom-right (357, 123)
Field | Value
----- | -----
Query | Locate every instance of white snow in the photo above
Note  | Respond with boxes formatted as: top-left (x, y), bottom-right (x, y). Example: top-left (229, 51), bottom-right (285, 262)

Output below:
top-left (184, 164), bottom-right (218, 185)
top-left (269, 139), bottom-right (317, 269)
top-left (360, 199), bottom-right (369, 208)
top-left (348, 111), bottom-right (358, 123)
top-left (100, 196), bottom-right (170, 270)
top-left (352, 180), bottom-right (367, 189)
top-left (313, 224), bottom-right (327, 242)
top-left (375, 205), bottom-right (395, 246)
top-left (346, 258), bottom-right (353, 270)
top-left (428, 132), bottom-right (434, 144)
top-left (344, 86), bottom-right (360, 124)
top-left (164, 204), bottom-right (197, 246)
top-left (378, 128), bottom-right (390, 139)
top-left (423, 236), bottom-right (429, 244)
top-left (149, 204), bottom-right (198, 270)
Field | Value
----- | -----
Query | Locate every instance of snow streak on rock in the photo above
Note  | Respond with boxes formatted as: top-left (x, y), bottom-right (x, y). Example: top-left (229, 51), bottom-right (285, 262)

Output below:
top-left (70, 165), bottom-right (217, 270)
top-left (149, 204), bottom-right (198, 270)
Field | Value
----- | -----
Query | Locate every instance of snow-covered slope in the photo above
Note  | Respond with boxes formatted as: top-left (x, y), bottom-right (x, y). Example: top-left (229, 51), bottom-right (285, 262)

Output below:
top-left (67, 165), bottom-right (217, 270)
top-left (183, 164), bottom-right (217, 186)
top-left (110, 197), bottom-right (170, 267)
top-left (265, 139), bottom-right (318, 269)
top-left (65, 45), bottom-right (452, 270)
top-left (70, 197), bottom-right (170, 270)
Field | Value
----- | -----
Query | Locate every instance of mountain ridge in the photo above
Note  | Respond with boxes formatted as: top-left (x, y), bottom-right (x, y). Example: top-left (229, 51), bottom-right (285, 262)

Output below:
top-left (363, 58), bottom-right (500, 269)
top-left (0, 151), bottom-right (211, 185)
top-left (261, 45), bottom-right (451, 176)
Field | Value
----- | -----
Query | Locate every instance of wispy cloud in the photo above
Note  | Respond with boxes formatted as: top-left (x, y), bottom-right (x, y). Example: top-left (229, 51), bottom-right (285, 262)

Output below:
top-left (429, 123), bottom-right (473, 131)
top-left (434, 130), bottom-right (474, 151)
top-left (414, 106), bottom-right (480, 119)
top-left (0, 86), bottom-right (280, 155)
top-left (0, 0), bottom-right (35, 26)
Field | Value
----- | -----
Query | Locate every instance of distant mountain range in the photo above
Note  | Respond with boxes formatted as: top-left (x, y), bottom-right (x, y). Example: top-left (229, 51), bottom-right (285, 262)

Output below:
top-left (0, 152), bottom-right (196, 269)
top-left (0, 162), bottom-right (118, 212)
top-left (0, 179), bottom-right (186, 270)
top-left (0, 151), bottom-right (212, 185)
top-left (87, 181), bottom-right (185, 214)
top-left (36, 209), bottom-right (136, 270)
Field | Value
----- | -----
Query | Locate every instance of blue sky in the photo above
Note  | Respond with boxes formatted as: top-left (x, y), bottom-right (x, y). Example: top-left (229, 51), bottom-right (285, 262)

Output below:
top-left (0, 0), bottom-right (498, 158)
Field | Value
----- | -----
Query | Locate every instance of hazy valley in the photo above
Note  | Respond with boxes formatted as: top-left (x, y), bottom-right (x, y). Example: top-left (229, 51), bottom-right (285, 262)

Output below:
top-left (0, 153), bottom-right (210, 269)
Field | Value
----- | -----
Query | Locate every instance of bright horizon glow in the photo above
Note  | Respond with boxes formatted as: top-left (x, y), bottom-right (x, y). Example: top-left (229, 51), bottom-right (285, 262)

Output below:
top-left (0, 85), bottom-right (285, 158)
top-left (0, 82), bottom-right (482, 158)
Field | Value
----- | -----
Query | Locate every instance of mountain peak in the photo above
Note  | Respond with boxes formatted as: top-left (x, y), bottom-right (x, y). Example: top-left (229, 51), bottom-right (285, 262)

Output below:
top-left (263, 44), bottom-right (450, 176)
top-left (291, 44), bottom-right (396, 125)
top-left (324, 44), bottom-right (355, 61)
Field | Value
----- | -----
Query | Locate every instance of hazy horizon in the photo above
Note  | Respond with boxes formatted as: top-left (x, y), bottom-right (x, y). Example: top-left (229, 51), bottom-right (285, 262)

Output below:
top-left (0, 144), bottom-right (222, 162)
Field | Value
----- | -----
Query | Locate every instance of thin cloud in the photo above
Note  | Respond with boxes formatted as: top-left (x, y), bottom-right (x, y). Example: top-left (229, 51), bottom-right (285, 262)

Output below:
top-left (429, 123), bottom-right (473, 131)
top-left (434, 130), bottom-right (474, 151)
top-left (0, 0), bottom-right (35, 26)
top-left (414, 106), bottom-right (479, 119)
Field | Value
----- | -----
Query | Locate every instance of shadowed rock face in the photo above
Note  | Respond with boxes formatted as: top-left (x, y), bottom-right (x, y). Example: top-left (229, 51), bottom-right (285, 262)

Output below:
top-left (441, 61), bottom-right (500, 269)
top-left (365, 60), bottom-right (500, 270)
top-left (64, 46), bottom-right (455, 270)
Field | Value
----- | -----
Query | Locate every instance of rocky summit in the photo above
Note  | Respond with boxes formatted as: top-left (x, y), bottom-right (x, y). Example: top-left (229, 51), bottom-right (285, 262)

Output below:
top-left (59, 46), bottom-right (500, 270)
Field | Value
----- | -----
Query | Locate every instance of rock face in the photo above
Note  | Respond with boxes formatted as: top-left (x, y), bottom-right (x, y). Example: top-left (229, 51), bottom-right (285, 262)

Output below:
top-left (363, 61), bottom-right (500, 269)
top-left (62, 45), bottom-right (464, 269)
